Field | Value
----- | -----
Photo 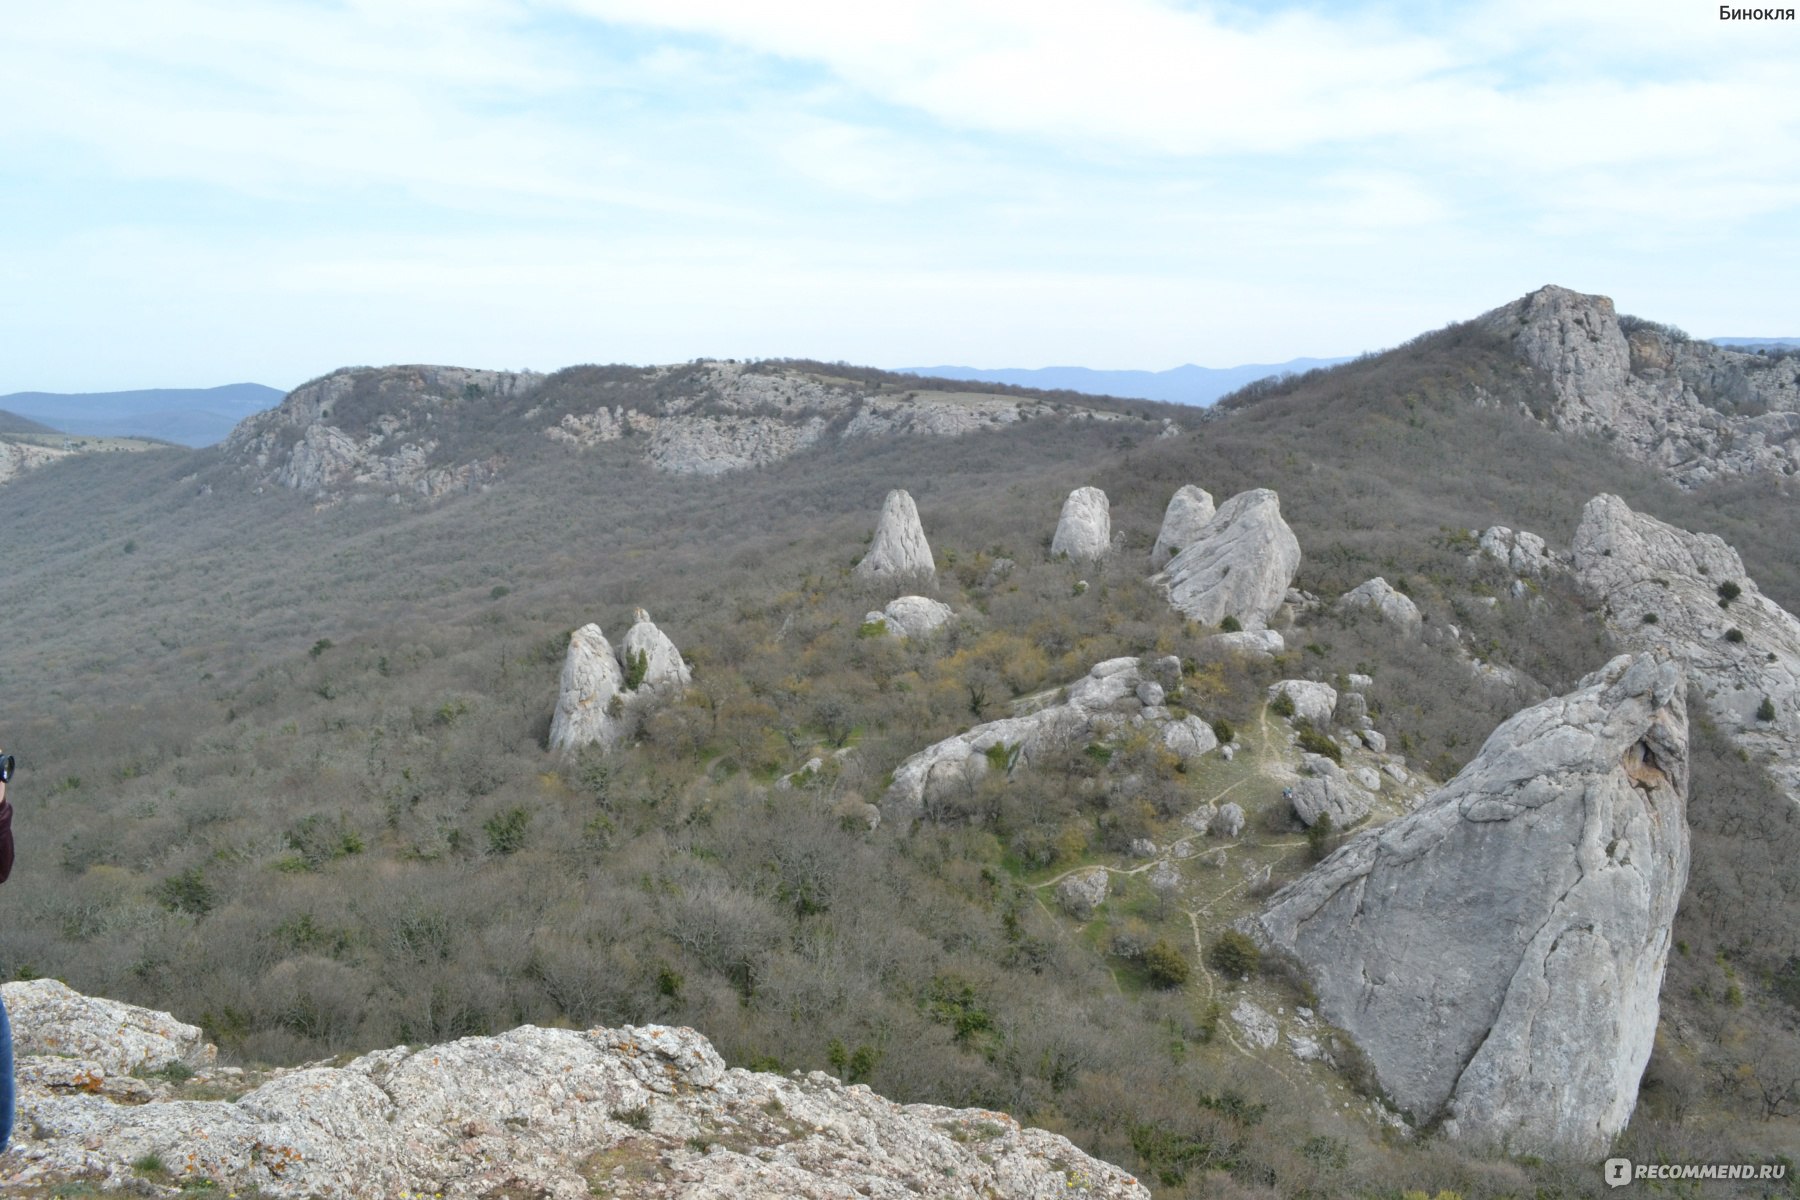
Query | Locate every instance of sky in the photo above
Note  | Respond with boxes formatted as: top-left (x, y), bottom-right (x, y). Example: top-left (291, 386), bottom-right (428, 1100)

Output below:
top-left (2, 0), bottom-right (1796, 392)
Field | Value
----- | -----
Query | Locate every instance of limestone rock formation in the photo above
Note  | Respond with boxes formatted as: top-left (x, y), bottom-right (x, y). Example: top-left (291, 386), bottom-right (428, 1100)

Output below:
top-left (1573, 493), bottom-right (1800, 802)
top-left (1051, 486), bottom-right (1112, 560)
top-left (1288, 754), bottom-right (1373, 828)
top-left (863, 595), bottom-right (955, 639)
top-left (1197, 629), bottom-right (1285, 662)
top-left (1056, 867), bottom-right (1111, 918)
top-left (1213, 803), bottom-right (1245, 838)
top-left (1150, 485), bottom-right (1216, 569)
top-left (0, 438), bottom-right (75, 486)
top-left (1154, 488), bottom-right (1301, 630)
top-left (855, 489), bottom-right (935, 580)
top-left (1268, 679), bottom-right (1338, 728)
top-left (2, 979), bottom-right (215, 1076)
top-left (548, 624), bottom-right (627, 753)
top-left (1480, 285), bottom-right (1800, 489)
top-left (883, 655), bottom-right (1204, 825)
top-left (1160, 714), bottom-right (1219, 762)
top-left (1, 983), bottom-right (1147, 1200)
top-left (226, 365), bottom-right (540, 499)
top-left (619, 608), bottom-right (692, 693)
top-left (542, 360), bottom-right (1168, 478)
top-left (1256, 654), bottom-right (1689, 1157)
top-left (1339, 577), bottom-right (1422, 632)
top-left (1478, 526), bottom-right (1554, 577)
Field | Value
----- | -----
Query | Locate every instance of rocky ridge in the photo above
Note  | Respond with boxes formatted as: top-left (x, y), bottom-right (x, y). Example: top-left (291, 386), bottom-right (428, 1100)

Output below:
top-left (1482, 285), bottom-right (1800, 488)
top-left (1256, 654), bottom-right (1689, 1157)
top-left (0, 980), bottom-right (1146, 1200)
top-left (1573, 492), bottom-right (1800, 802)
top-left (231, 360), bottom-right (1170, 499)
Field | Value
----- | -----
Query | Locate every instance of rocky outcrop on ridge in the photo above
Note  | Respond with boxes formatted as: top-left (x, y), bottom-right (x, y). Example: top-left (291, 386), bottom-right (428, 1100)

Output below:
top-left (1338, 577), bottom-right (1422, 632)
top-left (855, 489), bottom-right (935, 580)
top-left (0, 981), bottom-right (1147, 1200)
top-left (1153, 488), bottom-right (1301, 630)
top-left (1150, 485), bottom-right (1215, 569)
top-left (1256, 654), bottom-right (1689, 1158)
top-left (883, 655), bottom-right (1202, 825)
top-left (227, 365), bottom-right (541, 499)
top-left (544, 360), bottom-right (1162, 477)
top-left (549, 613), bottom-right (691, 754)
top-left (1051, 486), bottom-right (1112, 560)
top-left (1481, 285), bottom-right (1800, 488)
top-left (0, 437), bottom-right (75, 485)
top-left (1573, 493), bottom-right (1800, 801)
top-left (863, 595), bottom-right (955, 638)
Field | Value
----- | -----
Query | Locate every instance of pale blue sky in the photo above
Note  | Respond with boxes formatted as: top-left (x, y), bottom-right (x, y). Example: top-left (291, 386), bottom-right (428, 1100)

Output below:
top-left (2, 1), bottom-right (1795, 392)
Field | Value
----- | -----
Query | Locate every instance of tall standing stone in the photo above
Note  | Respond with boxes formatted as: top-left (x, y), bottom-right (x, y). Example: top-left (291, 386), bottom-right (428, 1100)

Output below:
top-left (1150, 485), bottom-right (1216, 569)
top-left (1154, 488), bottom-right (1300, 629)
top-left (1256, 654), bottom-right (1688, 1157)
top-left (548, 624), bottom-right (626, 753)
top-left (619, 608), bottom-right (692, 692)
top-left (1051, 487), bottom-right (1111, 561)
top-left (855, 489), bottom-right (935, 579)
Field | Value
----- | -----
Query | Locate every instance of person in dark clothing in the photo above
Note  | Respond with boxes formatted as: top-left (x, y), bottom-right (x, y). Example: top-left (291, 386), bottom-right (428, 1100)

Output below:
top-left (1, 753), bottom-right (15, 1154)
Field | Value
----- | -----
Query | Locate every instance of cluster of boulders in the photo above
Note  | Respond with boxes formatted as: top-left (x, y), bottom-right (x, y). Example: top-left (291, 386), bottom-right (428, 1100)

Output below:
top-left (0, 979), bottom-right (1147, 1200)
top-left (1255, 653), bottom-right (1688, 1158)
top-left (882, 655), bottom-right (1218, 826)
top-left (548, 609), bottom-right (692, 754)
top-left (852, 489), bottom-right (959, 641)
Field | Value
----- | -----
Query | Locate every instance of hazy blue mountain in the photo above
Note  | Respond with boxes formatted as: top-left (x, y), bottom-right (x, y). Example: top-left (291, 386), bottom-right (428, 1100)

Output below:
top-left (1710, 337), bottom-right (1800, 350)
top-left (899, 357), bottom-right (1351, 406)
top-left (0, 382), bottom-right (286, 446)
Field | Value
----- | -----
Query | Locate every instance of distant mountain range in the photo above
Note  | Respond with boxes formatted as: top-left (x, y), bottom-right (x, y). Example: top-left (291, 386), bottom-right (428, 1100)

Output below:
top-left (0, 382), bottom-right (287, 447)
top-left (899, 358), bottom-right (1353, 406)
top-left (1710, 337), bottom-right (1800, 352)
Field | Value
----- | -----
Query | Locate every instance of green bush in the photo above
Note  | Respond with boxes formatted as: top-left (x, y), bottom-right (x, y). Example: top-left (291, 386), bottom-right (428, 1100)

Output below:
top-left (1144, 939), bottom-right (1191, 989)
top-left (1718, 580), bottom-right (1743, 608)
top-left (1642, 612), bottom-right (1659, 624)
top-left (483, 807), bottom-right (531, 855)
top-left (1759, 696), bottom-right (1778, 722)
top-left (624, 648), bottom-right (650, 690)
top-left (1208, 930), bottom-right (1261, 977)
top-left (1269, 691), bottom-right (1295, 718)
top-left (1219, 614), bottom-right (1242, 633)
top-left (1295, 724), bottom-right (1342, 764)
top-left (154, 867), bottom-right (214, 916)
top-left (1209, 717), bottom-right (1234, 744)
top-left (1726, 627), bottom-right (1745, 643)
top-left (1306, 810), bottom-right (1335, 862)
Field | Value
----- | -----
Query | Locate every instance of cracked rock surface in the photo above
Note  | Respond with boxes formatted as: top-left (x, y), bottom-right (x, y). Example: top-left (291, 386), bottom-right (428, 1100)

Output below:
top-left (1256, 653), bottom-right (1689, 1158)
top-left (1, 984), bottom-right (1147, 1200)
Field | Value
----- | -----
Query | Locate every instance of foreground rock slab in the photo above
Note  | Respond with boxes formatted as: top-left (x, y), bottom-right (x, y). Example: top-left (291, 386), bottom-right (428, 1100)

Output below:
top-left (1256, 653), bottom-right (1689, 1159)
top-left (1, 984), bottom-right (1148, 1200)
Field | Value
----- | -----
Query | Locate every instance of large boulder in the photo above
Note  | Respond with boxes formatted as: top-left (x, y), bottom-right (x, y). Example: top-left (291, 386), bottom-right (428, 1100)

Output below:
top-left (1479, 526), bottom-right (1554, 577)
top-left (548, 624), bottom-right (627, 753)
top-left (1154, 488), bottom-right (1300, 630)
top-left (1150, 485), bottom-right (1216, 569)
top-left (855, 489), bottom-right (935, 579)
top-left (1051, 486), bottom-right (1111, 561)
top-left (1056, 867), bottom-right (1111, 918)
top-left (1268, 679), bottom-right (1338, 728)
top-left (863, 595), bottom-right (955, 639)
top-left (619, 608), bottom-right (692, 693)
top-left (1573, 493), bottom-right (1800, 804)
top-left (1256, 654), bottom-right (1689, 1158)
top-left (1339, 577), bottom-right (1422, 633)
top-left (1288, 755), bottom-right (1372, 828)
